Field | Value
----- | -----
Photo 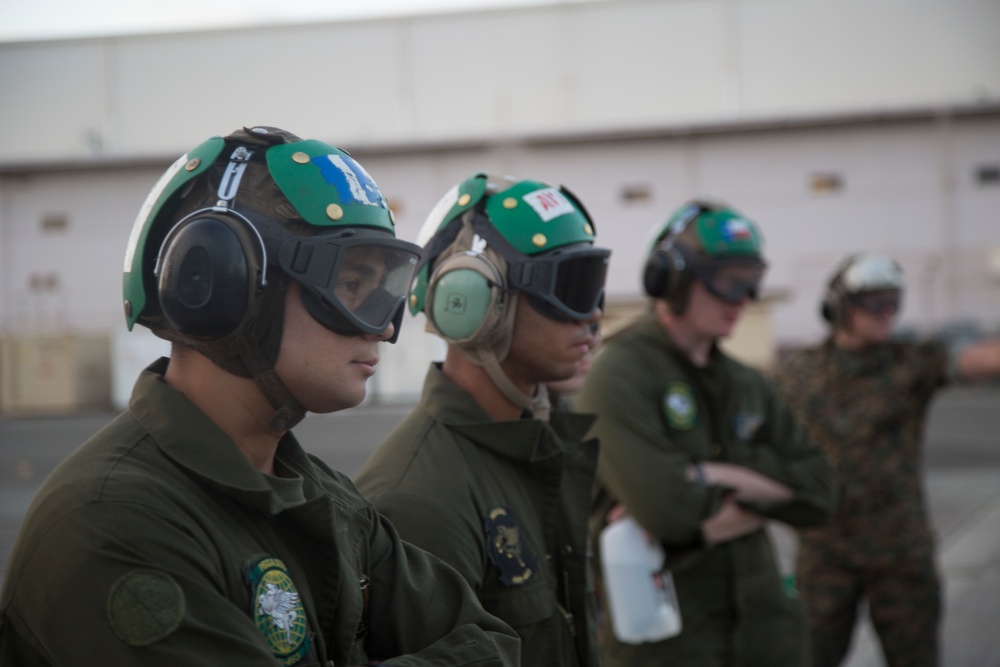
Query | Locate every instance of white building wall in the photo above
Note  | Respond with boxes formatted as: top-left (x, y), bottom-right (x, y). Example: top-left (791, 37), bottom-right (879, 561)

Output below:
top-left (1, 0), bottom-right (999, 406)
top-left (1, 0), bottom-right (998, 162)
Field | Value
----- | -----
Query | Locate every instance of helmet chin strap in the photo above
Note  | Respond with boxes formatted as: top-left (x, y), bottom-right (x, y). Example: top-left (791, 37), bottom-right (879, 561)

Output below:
top-left (477, 351), bottom-right (551, 422)
top-left (236, 333), bottom-right (308, 432)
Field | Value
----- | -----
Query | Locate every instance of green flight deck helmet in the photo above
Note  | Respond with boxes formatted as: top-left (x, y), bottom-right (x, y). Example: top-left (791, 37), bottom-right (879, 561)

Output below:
top-left (122, 125), bottom-right (421, 429)
top-left (642, 200), bottom-right (767, 314)
top-left (410, 172), bottom-right (610, 416)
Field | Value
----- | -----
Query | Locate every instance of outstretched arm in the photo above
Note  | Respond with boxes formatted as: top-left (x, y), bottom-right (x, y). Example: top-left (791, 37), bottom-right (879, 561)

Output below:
top-left (955, 339), bottom-right (1000, 383)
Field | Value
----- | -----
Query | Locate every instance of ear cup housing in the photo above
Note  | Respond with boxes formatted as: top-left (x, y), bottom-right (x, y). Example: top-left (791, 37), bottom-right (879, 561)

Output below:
top-left (643, 240), bottom-right (694, 314)
top-left (643, 242), bottom-right (682, 298)
top-left (425, 252), bottom-right (505, 345)
top-left (820, 254), bottom-right (858, 326)
top-left (820, 296), bottom-right (837, 323)
top-left (155, 213), bottom-right (263, 340)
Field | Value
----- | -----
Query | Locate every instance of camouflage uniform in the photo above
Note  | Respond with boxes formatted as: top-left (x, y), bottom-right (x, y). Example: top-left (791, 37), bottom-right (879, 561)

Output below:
top-left (776, 339), bottom-right (948, 667)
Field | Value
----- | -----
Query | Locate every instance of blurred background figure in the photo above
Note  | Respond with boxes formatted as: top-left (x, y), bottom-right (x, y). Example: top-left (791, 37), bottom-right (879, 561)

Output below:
top-left (577, 200), bottom-right (837, 666)
top-left (775, 252), bottom-right (1000, 667)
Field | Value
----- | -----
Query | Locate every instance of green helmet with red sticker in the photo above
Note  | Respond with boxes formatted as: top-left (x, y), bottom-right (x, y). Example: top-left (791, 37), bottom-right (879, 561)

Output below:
top-left (642, 200), bottom-right (767, 314)
top-left (410, 172), bottom-right (610, 414)
top-left (121, 125), bottom-right (420, 429)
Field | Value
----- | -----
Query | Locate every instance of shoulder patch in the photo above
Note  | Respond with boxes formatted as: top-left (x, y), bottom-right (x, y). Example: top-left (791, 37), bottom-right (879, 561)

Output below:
top-left (732, 412), bottom-right (764, 442)
top-left (107, 569), bottom-right (185, 647)
top-left (663, 382), bottom-right (698, 430)
top-left (484, 506), bottom-right (538, 587)
top-left (245, 556), bottom-right (312, 665)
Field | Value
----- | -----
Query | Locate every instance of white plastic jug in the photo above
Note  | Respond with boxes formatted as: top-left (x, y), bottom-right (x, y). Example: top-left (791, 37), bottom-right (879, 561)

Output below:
top-left (599, 515), bottom-right (682, 644)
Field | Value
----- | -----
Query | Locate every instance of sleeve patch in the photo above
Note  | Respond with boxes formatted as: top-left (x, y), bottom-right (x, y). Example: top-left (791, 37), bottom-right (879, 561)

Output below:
top-left (107, 569), bottom-right (186, 647)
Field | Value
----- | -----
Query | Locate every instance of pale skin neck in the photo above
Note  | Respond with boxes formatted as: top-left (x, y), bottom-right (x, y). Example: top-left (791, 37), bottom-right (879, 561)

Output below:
top-left (441, 346), bottom-right (532, 421)
top-left (654, 300), bottom-right (714, 368)
top-left (164, 347), bottom-right (283, 475)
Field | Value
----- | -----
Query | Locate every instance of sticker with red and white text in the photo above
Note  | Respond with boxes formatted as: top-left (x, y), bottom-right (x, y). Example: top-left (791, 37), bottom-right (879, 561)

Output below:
top-left (522, 187), bottom-right (575, 222)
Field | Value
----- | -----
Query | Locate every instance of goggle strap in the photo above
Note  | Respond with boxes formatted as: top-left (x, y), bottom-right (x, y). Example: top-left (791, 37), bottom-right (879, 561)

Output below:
top-left (413, 215), bottom-right (467, 275)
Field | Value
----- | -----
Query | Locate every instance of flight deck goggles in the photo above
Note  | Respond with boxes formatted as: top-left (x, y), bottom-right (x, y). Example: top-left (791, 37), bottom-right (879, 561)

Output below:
top-left (849, 289), bottom-right (901, 316)
top-left (508, 244), bottom-right (610, 322)
top-left (274, 226), bottom-right (422, 338)
top-left (694, 257), bottom-right (766, 304)
top-left (417, 210), bottom-right (610, 323)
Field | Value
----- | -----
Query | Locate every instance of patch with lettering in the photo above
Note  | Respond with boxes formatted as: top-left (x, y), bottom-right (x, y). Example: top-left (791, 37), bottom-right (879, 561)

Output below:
top-left (484, 506), bottom-right (538, 586)
top-left (245, 556), bottom-right (311, 665)
top-left (732, 412), bottom-right (764, 442)
top-left (107, 569), bottom-right (185, 647)
top-left (663, 382), bottom-right (698, 430)
top-left (522, 187), bottom-right (575, 222)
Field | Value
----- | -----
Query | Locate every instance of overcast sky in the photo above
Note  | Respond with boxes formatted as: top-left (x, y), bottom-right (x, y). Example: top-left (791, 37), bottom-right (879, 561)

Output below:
top-left (0, 0), bottom-right (569, 42)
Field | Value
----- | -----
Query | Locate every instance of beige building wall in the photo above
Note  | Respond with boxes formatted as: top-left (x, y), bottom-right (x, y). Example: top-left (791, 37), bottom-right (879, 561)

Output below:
top-left (1, 0), bottom-right (999, 409)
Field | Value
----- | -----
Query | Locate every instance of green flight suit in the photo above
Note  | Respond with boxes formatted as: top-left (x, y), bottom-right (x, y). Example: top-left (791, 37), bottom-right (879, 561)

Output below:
top-left (0, 359), bottom-right (519, 667)
top-left (775, 339), bottom-right (948, 667)
top-left (576, 315), bottom-right (838, 667)
top-left (355, 363), bottom-right (602, 667)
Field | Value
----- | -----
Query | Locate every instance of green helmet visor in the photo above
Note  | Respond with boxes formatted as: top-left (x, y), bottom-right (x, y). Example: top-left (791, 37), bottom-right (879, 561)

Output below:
top-left (275, 227), bottom-right (421, 338)
top-left (509, 245), bottom-right (610, 322)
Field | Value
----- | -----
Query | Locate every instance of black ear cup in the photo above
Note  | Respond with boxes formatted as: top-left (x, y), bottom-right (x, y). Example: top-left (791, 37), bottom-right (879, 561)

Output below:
top-left (426, 252), bottom-right (505, 345)
top-left (643, 241), bottom-right (687, 299)
top-left (820, 255), bottom-right (857, 325)
top-left (156, 214), bottom-right (262, 339)
top-left (643, 247), bottom-right (672, 298)
top-left (821, 299), bottom-right (835, 323)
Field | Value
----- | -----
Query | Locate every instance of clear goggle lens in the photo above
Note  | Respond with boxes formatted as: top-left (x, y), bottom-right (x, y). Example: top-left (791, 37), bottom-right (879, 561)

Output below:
top-left (278, 232), bottom-right (422, 336)
top-left (698, 260), bottom-right (766, 304)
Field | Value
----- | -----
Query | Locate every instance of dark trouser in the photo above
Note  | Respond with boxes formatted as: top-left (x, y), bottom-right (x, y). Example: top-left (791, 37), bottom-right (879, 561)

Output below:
top-left (796, 553), bottom-right (941, 667)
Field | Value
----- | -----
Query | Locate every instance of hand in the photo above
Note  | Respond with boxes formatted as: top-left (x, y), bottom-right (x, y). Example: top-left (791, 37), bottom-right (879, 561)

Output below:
top-left (701, 496), bottom-right (766, 544)
top-left (694, 462), bottom-right (793, 502)
top-left (606, 503), bottom-right (629, 524)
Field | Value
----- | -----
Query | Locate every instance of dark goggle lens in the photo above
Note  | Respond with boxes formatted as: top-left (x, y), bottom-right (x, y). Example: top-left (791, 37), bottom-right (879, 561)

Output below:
top-left (280, 235), bottom-right (421, 335)
top-left (516, 250), bottom-right (609, 321)
top-left (851, 290), bottom-right (901, 315)
top-left (701, 261), bottom-right (766, 303)
top-left (551, 254), bottom-right (609, 316)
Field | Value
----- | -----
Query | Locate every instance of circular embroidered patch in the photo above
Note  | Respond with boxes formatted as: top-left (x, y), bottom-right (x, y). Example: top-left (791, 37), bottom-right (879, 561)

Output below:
top-left (663, 382), bottom-right (698, 430)
top-left (107, 569), bottom-right (185, 647)
top-left (246, 556), bottom-right (311, 665)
